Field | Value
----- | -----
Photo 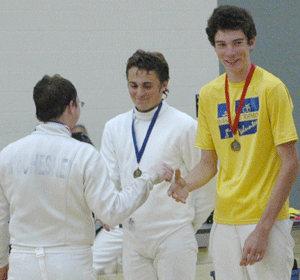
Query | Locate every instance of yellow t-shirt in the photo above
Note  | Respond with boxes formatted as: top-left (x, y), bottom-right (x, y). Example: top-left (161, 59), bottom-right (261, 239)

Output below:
top-left (196, 66), bottom-right (298, 225)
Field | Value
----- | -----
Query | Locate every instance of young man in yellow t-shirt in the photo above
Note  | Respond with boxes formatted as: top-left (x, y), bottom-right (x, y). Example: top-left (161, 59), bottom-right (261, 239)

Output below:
top-left (168, 5), bottom-right (299, 280)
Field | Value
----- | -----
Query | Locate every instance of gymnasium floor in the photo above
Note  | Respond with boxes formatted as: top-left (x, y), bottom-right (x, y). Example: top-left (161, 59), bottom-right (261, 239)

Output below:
top-left (97, 225), bottom-right (300, 280)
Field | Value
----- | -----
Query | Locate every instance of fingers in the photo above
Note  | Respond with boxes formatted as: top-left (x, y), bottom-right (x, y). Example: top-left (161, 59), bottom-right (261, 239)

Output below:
top-left (100, 222), bottom-right (111, 232)
top-left (167, 186), bottom-right (173, 197)
top-left (168, 186), bottom-right (188, 204)
top-left (175, 196), bottom-right (186, 204)
top-left (167, 191), bottom-right (185, 203)
top-left (247, 253), bottom-right (263, 266)
top-left (167, 168), bottom-right (188, 203)
top-left (167, 169), bottom-right (181, 197)
top-left (164, 164), bottom-right (174, 182)
top-left (159, 162), bottom-right (173, 183)
top-left (150, 161), bottom-right (174, 184)
top-left (103, 225), bottom-right (111, 231)
top-left (151, 163), bottom-right (187, 203)
top-left (240, 250), bottom-right (264, 266)
top-left (175, 169), bottom-right (181, 181)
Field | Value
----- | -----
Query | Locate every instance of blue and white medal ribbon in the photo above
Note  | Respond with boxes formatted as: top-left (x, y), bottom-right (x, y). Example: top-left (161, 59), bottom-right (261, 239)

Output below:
top-left (131, 102), bottom-right (162, 178)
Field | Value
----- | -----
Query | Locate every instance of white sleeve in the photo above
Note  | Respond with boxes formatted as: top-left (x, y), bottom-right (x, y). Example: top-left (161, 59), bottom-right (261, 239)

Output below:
top-left (84, 151), bottom-right (158, 227)
top-left (0, 185), bottom-right (9, 267)
top-left (100, 122), bottom-right (122, 191)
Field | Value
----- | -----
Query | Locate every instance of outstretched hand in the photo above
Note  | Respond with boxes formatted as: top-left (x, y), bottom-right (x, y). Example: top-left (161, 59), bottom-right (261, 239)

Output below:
top-left (167, 169), bottom-right (189, 204)
top-left (150, 161), bottom-right (174, 184)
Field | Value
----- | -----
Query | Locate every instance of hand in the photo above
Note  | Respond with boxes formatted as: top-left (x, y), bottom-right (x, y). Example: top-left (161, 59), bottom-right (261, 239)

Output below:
top-left (101, 222), bottom-right (111, 232)
top-left (95, 217), bottom-right (111, 231)
top-left (167, 169), bottom-right (189, 204)
top-left (0, 263), bottom-right (9, 280)
top-left (150, 161), bottom-right (174, 184)
top-left (240, 227), bottom-right (268, 266)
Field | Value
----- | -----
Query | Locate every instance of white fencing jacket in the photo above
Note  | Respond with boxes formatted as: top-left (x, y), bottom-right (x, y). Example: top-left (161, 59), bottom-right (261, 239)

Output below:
top-left (0, 122), bottom-right (158, 267)
top-left (101, 101), bottom-right (216, 248)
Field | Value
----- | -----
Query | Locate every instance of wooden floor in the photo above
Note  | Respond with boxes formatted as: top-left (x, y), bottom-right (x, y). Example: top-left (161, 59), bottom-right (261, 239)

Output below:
top-left (98, 226), bottom-right (300, 280)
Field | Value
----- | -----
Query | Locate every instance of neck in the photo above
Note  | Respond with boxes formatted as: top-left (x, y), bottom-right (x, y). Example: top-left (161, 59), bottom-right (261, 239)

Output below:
top-left (136, 101), bottom-right (162, 113)
top-left (50, 115), bottom-right (73, 130)
top-left (227, 62), bottom-right (252, 83)
top-left (49, 120), bottom-right (66, 125)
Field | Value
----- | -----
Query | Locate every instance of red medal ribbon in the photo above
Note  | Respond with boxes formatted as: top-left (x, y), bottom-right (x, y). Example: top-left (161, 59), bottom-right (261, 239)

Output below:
top-left (225, 63), bottom-right (256, 135)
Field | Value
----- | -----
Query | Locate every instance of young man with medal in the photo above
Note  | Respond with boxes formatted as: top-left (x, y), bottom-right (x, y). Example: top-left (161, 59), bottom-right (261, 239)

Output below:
top-left (92, 50), bottom-right (216, 280)
top-left (0, 74), bottom-right (174, 280)
top-left (168, 5), bottom-right (299, 280)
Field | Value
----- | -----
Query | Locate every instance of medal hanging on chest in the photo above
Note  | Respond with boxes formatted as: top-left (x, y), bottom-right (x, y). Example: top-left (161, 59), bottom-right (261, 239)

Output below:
top-left (225, 63), bottom-right (255, 152)
top-left (133, 168), bottom-right (142, 178)
top-left (231, 139), bottom-right (241, 151)
top-left (132, 102), bottom-right (162, 178)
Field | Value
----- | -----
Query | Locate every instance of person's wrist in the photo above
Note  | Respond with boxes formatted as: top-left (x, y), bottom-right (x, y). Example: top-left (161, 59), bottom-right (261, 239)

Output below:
top-left (147, 169), bottom-right (159, 185)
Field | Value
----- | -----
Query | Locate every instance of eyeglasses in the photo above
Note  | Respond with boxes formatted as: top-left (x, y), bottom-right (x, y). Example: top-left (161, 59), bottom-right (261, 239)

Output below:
top-left (79, 101), bottom-right (85, 108)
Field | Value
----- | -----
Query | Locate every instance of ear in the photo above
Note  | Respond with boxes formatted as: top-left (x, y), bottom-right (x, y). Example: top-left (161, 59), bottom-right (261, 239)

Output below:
top-left (67, 100), bottom-right (76, 114)
top-left (161, 80), bottom-right (169, 93)
top-left (249, 36), bottom-right (256, 50)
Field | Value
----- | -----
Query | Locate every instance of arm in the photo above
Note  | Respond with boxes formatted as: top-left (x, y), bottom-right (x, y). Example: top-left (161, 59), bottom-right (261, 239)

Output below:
top-left (100, 123), bottom-right (122, 191)
top-left (95, 123), bottom-right (121, 231)
top-left (86, 154), bottom-right (174, 227)
top-left (240, 141), bottom-right (299, 266)
top-left (0, 185), bottom-right (9, 274)
top-left (168, 149), bottom-right (218, 203)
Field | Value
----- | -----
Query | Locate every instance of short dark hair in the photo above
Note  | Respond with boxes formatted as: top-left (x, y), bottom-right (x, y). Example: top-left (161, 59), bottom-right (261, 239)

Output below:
top-left (71, 124), bottom-right (88, 134)
top-left (206, 5), bottom-right (257, 46)
top-left (72, 132), bottom-right (94, 146)
top-left (33, 74), bottom-right (77, 122)
top-left (126, 50), bottom-right (170, 85)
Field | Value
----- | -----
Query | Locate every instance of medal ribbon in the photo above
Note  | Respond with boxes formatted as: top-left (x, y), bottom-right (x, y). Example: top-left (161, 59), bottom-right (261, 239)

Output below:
top-left (225, 63), bottom-right (256, 135)
top-left (132, 102), bottom-right (162, 164)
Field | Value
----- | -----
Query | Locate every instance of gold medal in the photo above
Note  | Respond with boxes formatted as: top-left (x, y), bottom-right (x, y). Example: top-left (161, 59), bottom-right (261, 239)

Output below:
top-left (231, 139), bottom-right (241, 151)
top-left (133, 168), bottom-right (142, 178)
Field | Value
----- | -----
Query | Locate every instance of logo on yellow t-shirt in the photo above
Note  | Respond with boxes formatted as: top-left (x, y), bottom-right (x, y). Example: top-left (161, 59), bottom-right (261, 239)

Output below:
top-left (217, 97), bottom-right (259, 139)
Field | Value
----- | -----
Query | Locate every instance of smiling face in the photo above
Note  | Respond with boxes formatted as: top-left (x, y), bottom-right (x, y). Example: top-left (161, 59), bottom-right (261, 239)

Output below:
top-left (214, 29), bottom-right (255, 82)
top-left (127, 67), bottom-right (168, 112)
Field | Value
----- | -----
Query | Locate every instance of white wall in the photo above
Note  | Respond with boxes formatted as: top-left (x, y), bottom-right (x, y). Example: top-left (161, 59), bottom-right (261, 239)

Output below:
top-left (0, 0), bottom-right (218, 150)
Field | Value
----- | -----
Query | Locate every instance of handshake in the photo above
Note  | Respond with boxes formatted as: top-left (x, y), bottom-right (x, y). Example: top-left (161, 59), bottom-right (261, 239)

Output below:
top-left (150, 161), bottom-right (189, 203)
